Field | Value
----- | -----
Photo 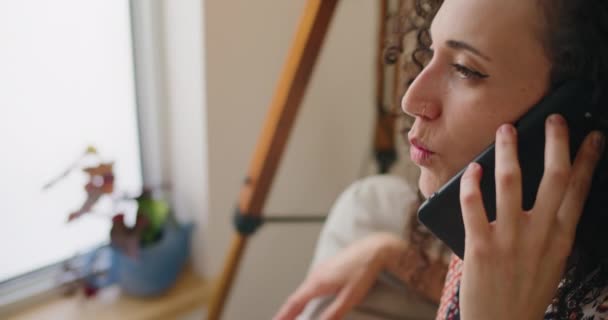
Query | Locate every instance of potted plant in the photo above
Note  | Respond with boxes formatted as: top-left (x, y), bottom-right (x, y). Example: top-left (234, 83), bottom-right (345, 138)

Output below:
top-left (46, 146), bottom-right (193, 297)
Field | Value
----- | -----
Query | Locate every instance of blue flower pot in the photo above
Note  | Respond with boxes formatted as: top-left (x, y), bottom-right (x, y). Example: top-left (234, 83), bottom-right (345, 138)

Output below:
top-left (109, 223), bottom-right (194, 297)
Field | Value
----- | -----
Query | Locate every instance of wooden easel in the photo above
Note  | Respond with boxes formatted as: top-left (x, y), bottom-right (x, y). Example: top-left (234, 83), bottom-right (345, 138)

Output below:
top-left (207, 1), bottom-right (400, 318)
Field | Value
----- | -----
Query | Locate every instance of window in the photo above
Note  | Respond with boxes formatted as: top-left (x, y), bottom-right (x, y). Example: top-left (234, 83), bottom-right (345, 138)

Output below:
top-left (0, 0), bottom-right (142, 283)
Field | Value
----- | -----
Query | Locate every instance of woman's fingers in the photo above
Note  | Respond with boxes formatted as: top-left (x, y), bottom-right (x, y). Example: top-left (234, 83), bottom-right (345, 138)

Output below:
top-left (274, 234), bottom-right (395, 319)
top-left (318, 279), bottom-right (367, 320)
top-left (273, 278), bottom-right (337, 320)
top-left (557, 131), bottom-right (604, 240)
top-left (494, 124), bottom-right (523, 238)
top-left (533, 115), bottom-right (571, 230)
top-left (460, 162), bottom-right (490, 244)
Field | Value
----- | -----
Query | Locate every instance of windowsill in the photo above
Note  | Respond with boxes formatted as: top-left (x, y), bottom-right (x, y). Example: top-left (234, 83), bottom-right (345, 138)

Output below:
top-left (8, 264), bottom-right (214, 320)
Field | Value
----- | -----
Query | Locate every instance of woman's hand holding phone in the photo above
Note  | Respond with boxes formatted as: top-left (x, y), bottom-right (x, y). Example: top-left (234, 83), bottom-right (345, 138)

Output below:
top-left (458, 115), bottom-right (604, 319)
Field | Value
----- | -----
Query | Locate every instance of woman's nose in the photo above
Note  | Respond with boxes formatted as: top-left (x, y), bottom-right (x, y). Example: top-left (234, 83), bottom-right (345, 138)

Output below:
top-left (401, 67), bottom-right (441, 120)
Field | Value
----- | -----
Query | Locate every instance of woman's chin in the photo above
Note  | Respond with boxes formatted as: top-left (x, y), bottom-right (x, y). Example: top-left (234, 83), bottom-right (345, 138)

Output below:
top-left (418, 170), bottom-right (445, 199)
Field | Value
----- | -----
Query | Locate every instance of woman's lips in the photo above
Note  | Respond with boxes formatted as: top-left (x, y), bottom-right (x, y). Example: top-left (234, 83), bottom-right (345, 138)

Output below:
top-left (409, 137), bottom-right (435, 165)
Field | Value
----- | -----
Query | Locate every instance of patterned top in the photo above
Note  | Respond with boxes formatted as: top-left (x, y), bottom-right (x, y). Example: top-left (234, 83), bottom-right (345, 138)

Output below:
top-left (436, 255), bottom-right (608, 320)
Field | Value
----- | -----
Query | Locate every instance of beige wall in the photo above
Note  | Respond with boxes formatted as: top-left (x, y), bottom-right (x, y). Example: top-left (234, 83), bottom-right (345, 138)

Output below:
top-left (203, 0), bottom-right (378, 318)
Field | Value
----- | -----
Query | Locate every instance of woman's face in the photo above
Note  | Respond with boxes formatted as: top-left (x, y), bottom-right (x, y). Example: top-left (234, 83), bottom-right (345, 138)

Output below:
top-left (402, 0), bottom-right (553, 197)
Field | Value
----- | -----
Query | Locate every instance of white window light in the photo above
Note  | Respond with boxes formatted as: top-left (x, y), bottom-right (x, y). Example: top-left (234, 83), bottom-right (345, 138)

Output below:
top-left (0, 0), bottom-right (166, 311)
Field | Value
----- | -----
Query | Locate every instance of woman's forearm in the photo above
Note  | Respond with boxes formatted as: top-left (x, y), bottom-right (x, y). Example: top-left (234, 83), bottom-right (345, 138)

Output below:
top-left (376, 233), bottom-right (447, 304)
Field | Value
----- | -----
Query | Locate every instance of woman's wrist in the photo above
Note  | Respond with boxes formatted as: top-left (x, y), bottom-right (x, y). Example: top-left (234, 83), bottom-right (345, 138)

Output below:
top-left (367, 232), bottom-right (409, 268)
top-left (377, 232), bottom-right (447, 304)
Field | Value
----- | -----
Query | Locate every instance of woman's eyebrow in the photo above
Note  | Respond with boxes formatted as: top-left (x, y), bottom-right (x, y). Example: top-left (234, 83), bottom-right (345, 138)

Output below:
top-left (446, 39), bottom-right (492, 62)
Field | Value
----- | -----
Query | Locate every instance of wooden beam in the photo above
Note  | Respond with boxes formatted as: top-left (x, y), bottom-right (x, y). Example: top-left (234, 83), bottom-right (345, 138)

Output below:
top-left (206, 1), bottom-right (339, 319)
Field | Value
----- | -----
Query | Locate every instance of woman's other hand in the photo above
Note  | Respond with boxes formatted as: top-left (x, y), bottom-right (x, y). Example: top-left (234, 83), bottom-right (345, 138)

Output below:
top-left (459, 115), bottom-right (604, 319)
top-left (273, 232), bottom-right (406, 320)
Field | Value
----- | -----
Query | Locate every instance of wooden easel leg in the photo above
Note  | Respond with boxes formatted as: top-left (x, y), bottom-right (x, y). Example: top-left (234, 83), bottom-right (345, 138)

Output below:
top-left (206, 1), bottom-right (339, 319)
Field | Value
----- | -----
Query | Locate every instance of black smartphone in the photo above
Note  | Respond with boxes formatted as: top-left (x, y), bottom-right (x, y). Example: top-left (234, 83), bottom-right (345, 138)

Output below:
top-left (417, 80), bottom-right (600, 259)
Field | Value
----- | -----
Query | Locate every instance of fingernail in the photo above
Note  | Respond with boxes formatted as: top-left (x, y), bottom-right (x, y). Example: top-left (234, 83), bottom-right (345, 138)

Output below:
top-left (593, 131), bottom-right (605, 152)
top-left (500, 124), bottom-right (515, 136)
top-left (466, 162), bottom-right (480, 175)
top-left (549, 114), bottom-right (565, 126)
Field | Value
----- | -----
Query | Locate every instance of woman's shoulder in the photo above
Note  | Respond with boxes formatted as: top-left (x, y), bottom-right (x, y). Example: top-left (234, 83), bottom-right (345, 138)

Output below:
top-left (327, 175), bottom-right (418, 228)
top-left (334, 174), bottom-right (418, 216)
top-left (315, 175), bottom-right (419, 253)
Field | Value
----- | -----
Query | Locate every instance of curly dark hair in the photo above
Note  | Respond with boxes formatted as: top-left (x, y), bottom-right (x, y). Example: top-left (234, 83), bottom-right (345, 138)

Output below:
top-left (392, 0), bottom-right (608, 317)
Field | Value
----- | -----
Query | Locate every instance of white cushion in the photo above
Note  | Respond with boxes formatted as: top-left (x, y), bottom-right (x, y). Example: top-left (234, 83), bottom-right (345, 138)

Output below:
top-left (297, 175), bottom-right (438, 320)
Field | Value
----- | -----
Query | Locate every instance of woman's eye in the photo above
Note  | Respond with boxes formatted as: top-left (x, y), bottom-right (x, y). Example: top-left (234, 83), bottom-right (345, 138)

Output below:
top-left (451, 63), bottom-right (488, 80)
